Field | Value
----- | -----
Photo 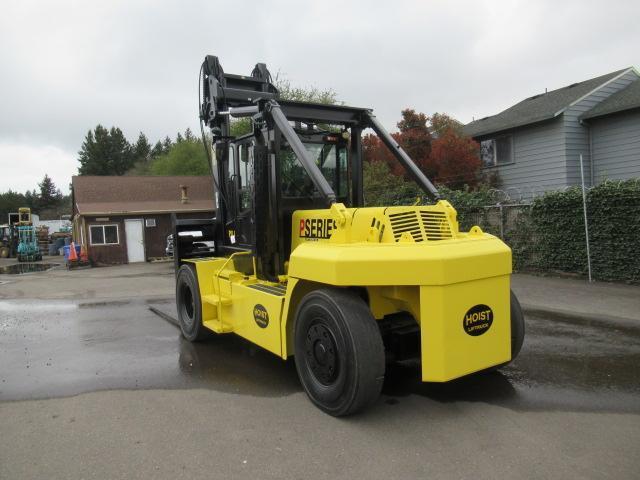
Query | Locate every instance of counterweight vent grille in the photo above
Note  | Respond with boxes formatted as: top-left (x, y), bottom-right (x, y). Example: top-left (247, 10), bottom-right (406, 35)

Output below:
top-left (388, 209), bottom-right (454, 242)
top-left (389, 211), bottom-right (423, 242)
top-left (420, 211), bottom-right (453, 240)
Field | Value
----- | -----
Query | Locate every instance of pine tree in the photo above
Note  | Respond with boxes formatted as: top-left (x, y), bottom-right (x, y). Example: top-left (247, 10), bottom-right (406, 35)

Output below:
top-left (77, 125), bottom-right (134, 175)
top-left (133, 132), bottom-right (151, 163)
top-left (184, 128), bottom-right (194, 141)
top-left (108, 127), bottom-right (134, 175)
top-left (24, 189), bottom-right (37, 210)
top-left (162, 136), bottom-right (173, 154)
top-left (37, 174), bottom-right (62, 210)
top-left (151, 141), bottom-right (164, 158)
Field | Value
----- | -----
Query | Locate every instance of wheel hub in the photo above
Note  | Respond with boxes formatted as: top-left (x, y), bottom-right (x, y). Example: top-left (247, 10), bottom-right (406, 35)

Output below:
top-left (305, 323), bottom-right (338, 385)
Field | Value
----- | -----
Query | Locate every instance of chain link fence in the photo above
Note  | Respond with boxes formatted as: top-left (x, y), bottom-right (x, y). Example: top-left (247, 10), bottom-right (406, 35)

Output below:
top-left (364, 175), bottom-right (640, 284)
top-left (455, 180), bottom-right (640, 283)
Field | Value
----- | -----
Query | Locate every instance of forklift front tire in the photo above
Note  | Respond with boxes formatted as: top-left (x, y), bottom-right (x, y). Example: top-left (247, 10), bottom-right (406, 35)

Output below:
top-left (176, 264), bottom-right (207, 342)
top-left (294, 288), bottom-right (385, 416)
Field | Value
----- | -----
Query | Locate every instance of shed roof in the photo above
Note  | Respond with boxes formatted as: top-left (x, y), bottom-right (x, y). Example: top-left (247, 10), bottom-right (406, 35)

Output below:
top-left (464, 68), bottom-right (633, 138)
top-left (72, 176), bottom-right (215, 215)
top-left (580, 78), bottom-right (640, 120)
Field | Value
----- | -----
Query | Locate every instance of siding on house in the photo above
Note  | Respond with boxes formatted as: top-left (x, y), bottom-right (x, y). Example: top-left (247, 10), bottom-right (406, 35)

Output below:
top-left (468, 67), bottom-right (640, 200)
top-left (480, 117), bottom-right (566, 200)
top-left (590, 110), bottom-right (640, 183)
top-left (563, 69), bottom-right (639, 186)
top-left (85, 216), bottom-right (128, 264)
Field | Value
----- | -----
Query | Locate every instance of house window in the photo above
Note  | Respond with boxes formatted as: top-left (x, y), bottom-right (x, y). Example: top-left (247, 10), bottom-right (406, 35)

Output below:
top-left (481, 135), bottom-right (513, 167)
top-left (90, 224), bottom-right (119, 245)
top-left (145, 219), bottom-right (156, 227)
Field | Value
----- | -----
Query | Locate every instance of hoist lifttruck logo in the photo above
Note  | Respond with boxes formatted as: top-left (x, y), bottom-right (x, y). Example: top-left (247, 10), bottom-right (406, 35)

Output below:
top-left (463, 304), bottom-right (493, 336)
top-left (299, 218), bottom-right (337, 240)
top-left (253, 304), bottom-right (269, 328)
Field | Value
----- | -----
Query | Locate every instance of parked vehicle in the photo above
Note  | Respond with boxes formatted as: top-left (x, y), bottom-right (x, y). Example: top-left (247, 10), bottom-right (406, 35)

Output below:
top-left (165, 234), bottom-right (174, 257)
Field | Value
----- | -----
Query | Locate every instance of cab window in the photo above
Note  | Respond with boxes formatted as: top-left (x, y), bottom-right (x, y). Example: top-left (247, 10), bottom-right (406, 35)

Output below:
top-left (279, 141), bottom-right (348, 199)
top-left (238, 144), bottom-right (253, 212)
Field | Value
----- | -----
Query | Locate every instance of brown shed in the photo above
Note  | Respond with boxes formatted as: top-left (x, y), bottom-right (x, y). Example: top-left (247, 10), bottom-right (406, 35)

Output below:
top-left (71, 176), bottom-right (215, 264)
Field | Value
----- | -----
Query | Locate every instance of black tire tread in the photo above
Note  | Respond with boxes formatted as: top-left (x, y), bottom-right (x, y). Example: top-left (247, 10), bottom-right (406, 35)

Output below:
top-left (510, 289), bottom-right (525, 360)
top-left (176, 264), bottom-right (208, 342)
top-left (294, 288), bottom-right (385, 416)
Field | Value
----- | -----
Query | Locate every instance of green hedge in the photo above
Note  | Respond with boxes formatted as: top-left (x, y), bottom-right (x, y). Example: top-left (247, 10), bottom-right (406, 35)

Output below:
top-left (364, 160), bottom-right (640, 282)
top-left (454, 180), bottom-right (640, 283)
top-left (530, 180), bottom-right (640, 283)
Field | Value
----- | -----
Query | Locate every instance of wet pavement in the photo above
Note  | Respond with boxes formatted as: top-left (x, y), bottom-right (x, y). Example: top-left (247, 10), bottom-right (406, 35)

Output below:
top-left (1, 297), bottom-right (639, 414)
top-left (0, 262), bottom-right (60, 275)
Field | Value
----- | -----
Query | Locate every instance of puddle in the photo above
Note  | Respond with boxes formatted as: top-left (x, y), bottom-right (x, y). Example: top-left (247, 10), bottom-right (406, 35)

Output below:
top-left (78, 300), bottom-right (132, 309)
top-left (2, 301), bottom-right (640, 413)
top-left (0, 263), bottom-right (59, 275)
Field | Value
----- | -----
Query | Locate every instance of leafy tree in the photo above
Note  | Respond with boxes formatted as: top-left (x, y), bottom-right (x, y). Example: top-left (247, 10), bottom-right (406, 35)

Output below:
top-left (229, 75), bottom-right (339, 138)
top-left (275, 75), bottom-right (338, 104)
top-left (363, 109), bottom-right (432, 178)
top-left (229, 118), bottom-right (252, 137)
top-left (0, 190), bottom-right (27, 223)
top-left (363, 160), bottom-right (413, 206)
top-left (430, 112), bottom-right (464, 138)
top-left (78, 125), bottom-right (134, 175)
top-left (364, 110), bottom-right (483, 190)
top-left (150, 139), bottom-right (210, 175)
top-left (429, 129), bottom-right (481, 189)
top-left (176, 132), bottom-right (184, 143)
top-left (0, 177), bottom-right (71, 222)
top-left (396, 109), bottom-right (433, 176)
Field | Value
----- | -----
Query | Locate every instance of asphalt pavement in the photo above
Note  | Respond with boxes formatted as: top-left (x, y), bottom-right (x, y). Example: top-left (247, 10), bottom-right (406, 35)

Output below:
top-left (1, 261), bottom-right (639, 479)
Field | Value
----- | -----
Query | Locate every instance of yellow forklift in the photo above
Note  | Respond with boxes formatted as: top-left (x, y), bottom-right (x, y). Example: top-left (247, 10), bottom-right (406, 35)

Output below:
top-left (15, 208), bottom-right (42, 262)
top-left (172, 56), bottom-right (524, 416)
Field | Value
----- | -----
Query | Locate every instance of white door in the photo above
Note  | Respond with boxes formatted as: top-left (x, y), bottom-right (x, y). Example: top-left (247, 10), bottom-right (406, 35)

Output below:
top-left (125, 219), bottom-right (145, 263)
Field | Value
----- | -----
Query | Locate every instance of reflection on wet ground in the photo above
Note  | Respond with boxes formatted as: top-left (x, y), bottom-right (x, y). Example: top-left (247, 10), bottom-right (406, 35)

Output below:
top-left (0, 298), bottom-right (639, 413)
top-left (0, 263), bottom-right (60, 275)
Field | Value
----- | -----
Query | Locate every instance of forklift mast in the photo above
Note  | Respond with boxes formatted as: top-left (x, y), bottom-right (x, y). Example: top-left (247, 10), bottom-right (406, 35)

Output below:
top-left (200, 55), bottom-right (439, 204)
top-left (174, 55), bottom-right (440, 280)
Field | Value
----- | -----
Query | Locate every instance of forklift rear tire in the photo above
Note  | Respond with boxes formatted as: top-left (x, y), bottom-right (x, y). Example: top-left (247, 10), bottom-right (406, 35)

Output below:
top-left (176, 264), bottom-right (208, 342)
top-left (484, 290), bottom-right (525, 373)
top-left (510, 290), bottom-right (525, 360)
top-left (294, 288), bottom-right (385, 416)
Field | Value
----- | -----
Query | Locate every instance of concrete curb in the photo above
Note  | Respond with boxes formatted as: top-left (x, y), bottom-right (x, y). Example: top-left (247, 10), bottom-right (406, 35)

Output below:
top-left (521, 303), bottom-right (640, 328)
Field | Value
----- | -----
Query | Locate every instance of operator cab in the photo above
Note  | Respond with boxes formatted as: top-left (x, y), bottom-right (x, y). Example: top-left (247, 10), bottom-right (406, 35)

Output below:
top-left (219, 126), bottom-right (352, 277)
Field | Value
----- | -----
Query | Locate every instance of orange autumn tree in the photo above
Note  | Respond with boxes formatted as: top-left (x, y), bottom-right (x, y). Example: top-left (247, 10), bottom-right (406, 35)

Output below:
top-left (363, 110), bottom-right (481, 190)
top-left (363, 109), bottom-right (433, 178)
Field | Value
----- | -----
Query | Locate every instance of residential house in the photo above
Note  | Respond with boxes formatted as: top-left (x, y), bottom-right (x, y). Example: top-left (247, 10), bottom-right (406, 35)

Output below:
top-left (71, 176), bottom-right (215, 264)
top-left (464, 67), bottom-right (640, 200)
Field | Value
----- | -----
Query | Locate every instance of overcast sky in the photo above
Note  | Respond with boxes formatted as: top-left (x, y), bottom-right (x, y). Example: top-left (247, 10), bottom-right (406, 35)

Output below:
top-left (1, 0), bottom-right (638, 194)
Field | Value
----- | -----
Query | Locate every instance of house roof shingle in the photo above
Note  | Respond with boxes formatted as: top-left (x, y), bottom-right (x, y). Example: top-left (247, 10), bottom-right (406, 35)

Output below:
top-left (580, 78), bottom-right (640, 120)
top-left (464, 68), bottom-right (632, 138)
top-left (72, 176), bottom-right (215, 215)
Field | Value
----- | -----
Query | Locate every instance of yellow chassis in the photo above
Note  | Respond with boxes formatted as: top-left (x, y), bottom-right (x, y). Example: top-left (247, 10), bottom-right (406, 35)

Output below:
top-left (185, 201), bottom-right (512, 382)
